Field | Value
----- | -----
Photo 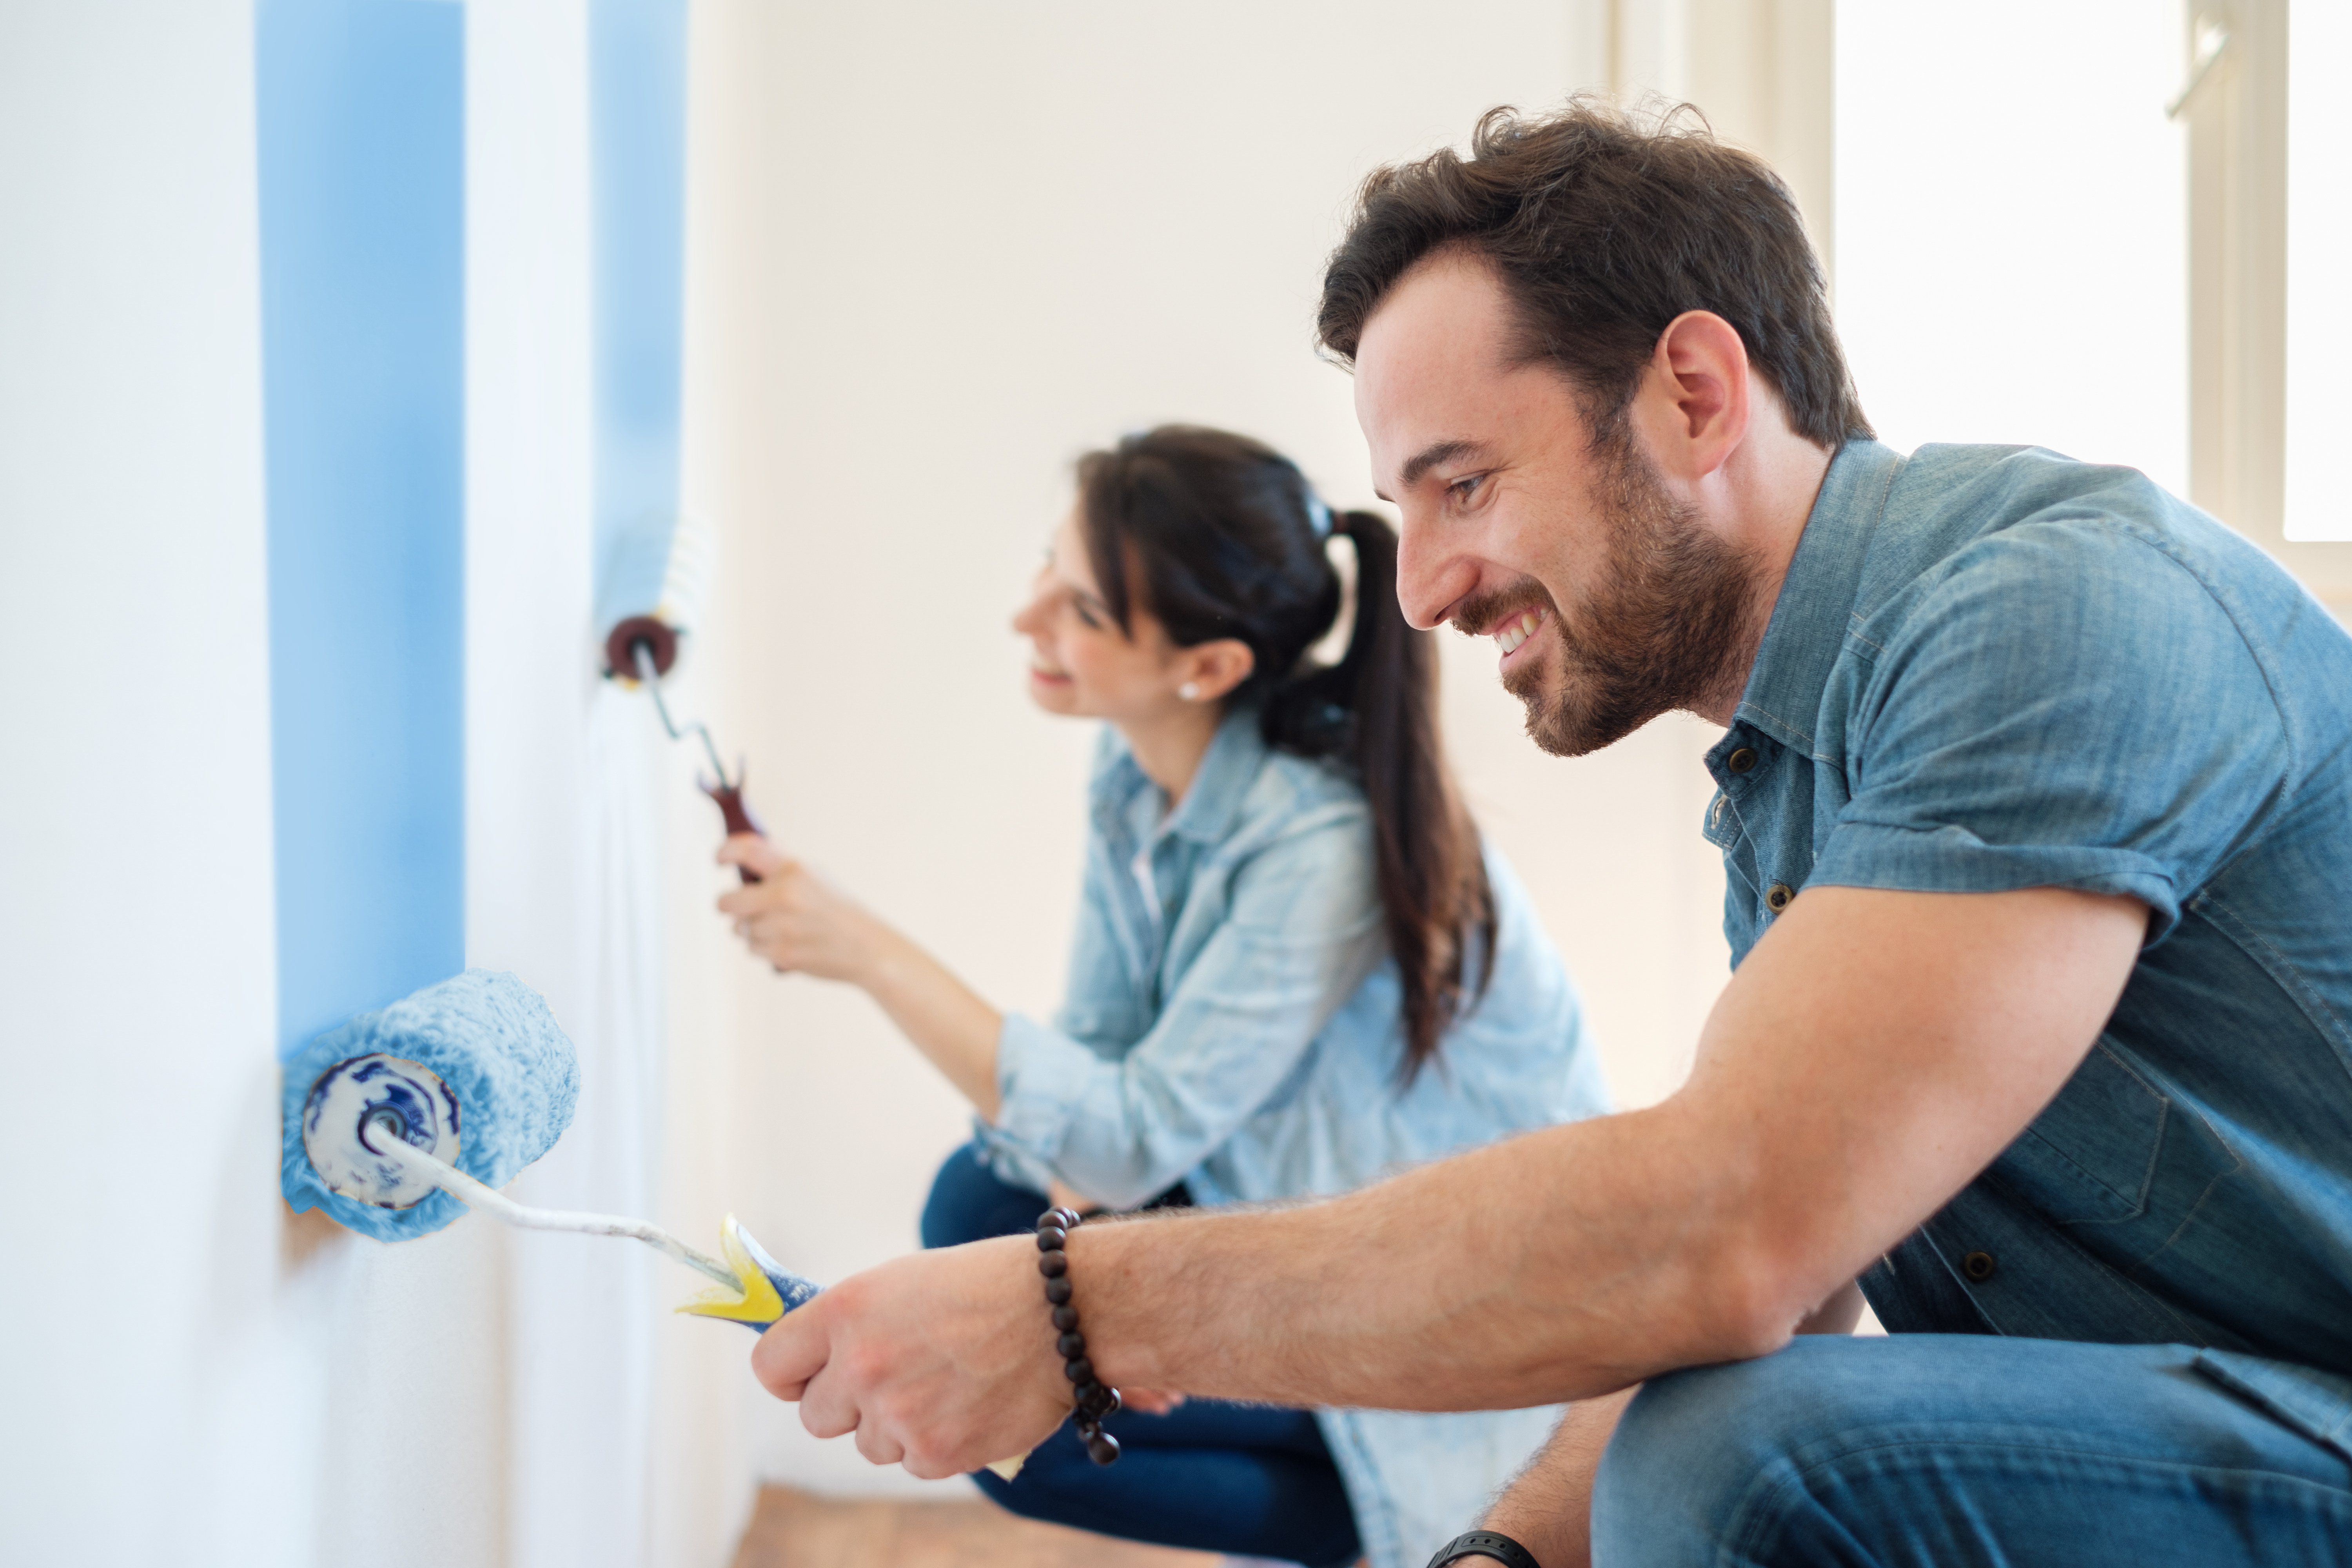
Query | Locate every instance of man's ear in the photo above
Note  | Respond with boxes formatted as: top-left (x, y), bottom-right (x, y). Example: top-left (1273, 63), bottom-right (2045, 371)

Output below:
top-left (1178, 639), bottom-right (1256, 702)
top-left (1638, 310), bottom-right (1752, 481)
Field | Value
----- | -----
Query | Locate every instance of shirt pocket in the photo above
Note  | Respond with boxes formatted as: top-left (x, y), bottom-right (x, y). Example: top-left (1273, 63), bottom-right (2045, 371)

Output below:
top-left (1986, 1038), bottom-right (2245, 1261)
top-left (2193, 1349), bottom-right (2352, 1463)
top-left (1991, 1040), bottom-right (2168, 1225)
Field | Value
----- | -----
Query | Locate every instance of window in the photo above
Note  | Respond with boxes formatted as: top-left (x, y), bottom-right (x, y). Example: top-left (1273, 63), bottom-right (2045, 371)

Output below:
top-left (1835, 2), bottom-right (2189, 494)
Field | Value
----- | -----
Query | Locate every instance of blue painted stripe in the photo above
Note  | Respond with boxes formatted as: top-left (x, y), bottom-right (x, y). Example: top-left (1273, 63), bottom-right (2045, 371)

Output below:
top-left (257, 0), bottom-right (467, 1057)
top-left (590, 0), bottom-right (690, 632)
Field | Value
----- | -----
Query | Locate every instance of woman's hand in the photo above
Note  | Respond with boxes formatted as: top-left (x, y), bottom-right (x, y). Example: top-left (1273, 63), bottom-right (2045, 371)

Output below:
top-left (717, 835), bottom-right (888, 984)
top-left (716, 833), bottom-right (1008, 1116)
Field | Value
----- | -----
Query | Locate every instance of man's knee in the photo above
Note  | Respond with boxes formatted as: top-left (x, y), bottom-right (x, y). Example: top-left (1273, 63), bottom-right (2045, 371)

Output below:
top-left (1590, 1344), bottom-right (1848, 1566)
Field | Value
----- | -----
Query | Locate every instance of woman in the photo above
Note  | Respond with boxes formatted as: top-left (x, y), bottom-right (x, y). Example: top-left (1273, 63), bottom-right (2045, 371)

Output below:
top-left (718, 426), bottom-right (1609, 1568)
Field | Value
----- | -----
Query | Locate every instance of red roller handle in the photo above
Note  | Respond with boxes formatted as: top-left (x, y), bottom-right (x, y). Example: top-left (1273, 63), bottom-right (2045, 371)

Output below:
top-left (702, 773), bottom-right (765, 884)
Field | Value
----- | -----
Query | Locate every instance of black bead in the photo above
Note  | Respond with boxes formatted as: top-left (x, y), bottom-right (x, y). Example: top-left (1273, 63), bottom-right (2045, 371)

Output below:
top-left (1085, 1430), bottom-right (1122, 1466)
top-left (1044, 1277), bottom-right (1072, 1305)
top-left (1053, 1207), bottom-right (1083, 1230)
top-left (1036, 1227), bottom-right (1065, 1252)
top-left (1072, 1379), bottom-right (1104, 1406)
top-left (1076, 1384), bottom-right (1118, 1421)
top-left (1057, 1331), bottom-right (1086, 1359)
top-left (1038, 1251), bottom-right (1068, 1279)
top-left (1064, 1357), bottom-right (1094, 1385)
top-left (1051, 1305), bottom-right (1080, 1332)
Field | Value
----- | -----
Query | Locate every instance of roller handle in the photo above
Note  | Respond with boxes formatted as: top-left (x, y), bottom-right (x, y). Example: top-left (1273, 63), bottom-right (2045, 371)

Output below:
top-left (702, 775), bottom-right (765, 884)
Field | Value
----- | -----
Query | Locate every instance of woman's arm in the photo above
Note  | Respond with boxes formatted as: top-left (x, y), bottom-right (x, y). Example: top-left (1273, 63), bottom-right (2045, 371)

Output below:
top-left (719, 835), bottom-right (1003, 1117)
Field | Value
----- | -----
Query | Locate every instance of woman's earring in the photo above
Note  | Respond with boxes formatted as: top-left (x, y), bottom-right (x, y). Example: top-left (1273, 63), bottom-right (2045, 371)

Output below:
top-left (1178, 682), bottom-right (1201, 701)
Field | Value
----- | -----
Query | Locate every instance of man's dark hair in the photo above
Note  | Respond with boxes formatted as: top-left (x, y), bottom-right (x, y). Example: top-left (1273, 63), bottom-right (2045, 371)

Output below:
top-left (1318, 100), bottom-right (1871, 448)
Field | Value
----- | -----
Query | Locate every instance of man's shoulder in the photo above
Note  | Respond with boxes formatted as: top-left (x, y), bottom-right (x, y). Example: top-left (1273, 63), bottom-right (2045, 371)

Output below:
top-left (1859, 445), bottom-right (2296, 651)
top-left (1822, 444), bottom-right (2352, 789)
top-left (1884, 445), bottom-right (2233, 571)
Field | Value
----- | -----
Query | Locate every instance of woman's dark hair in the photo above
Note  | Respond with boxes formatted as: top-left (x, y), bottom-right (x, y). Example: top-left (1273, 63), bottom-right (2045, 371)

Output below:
top-left (1318, 99), bottom-right (1871, 448)
top-left (1076, 425), bottom-right (1494, 1082)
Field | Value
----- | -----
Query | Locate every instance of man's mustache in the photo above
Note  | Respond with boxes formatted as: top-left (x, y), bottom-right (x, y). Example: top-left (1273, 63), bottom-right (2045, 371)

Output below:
top-left (1448, 580), bottom-right (1562, 640)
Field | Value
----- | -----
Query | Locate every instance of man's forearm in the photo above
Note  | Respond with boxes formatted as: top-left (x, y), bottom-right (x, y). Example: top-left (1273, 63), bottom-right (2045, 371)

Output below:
top-left (1072, 1104), bottom-right (1784, 1411)
top-left (1481, 1387), bottom-right (1639, 1568)
top-left (1071, 888), bottom-right (2138, 1414)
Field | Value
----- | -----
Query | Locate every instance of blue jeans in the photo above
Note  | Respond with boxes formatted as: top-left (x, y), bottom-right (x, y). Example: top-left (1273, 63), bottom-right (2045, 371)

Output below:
top-left (921, 1142), bottom-right (1362, 1567)
top-left (1594, 1334), bottom-right (2352, 1566)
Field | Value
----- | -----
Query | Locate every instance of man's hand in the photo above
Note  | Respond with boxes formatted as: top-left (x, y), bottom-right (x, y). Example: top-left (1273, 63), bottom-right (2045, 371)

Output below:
top-left (751, 1235), bottom-right (1071, 1479)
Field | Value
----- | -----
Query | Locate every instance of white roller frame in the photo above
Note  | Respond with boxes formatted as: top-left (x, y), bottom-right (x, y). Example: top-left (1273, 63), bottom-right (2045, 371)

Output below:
top-left (361, 1119), bottom-right (737, 1288)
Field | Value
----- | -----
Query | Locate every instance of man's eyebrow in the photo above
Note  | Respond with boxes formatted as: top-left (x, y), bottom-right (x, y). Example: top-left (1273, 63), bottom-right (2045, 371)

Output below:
top-left (1396, 439), bottom-right (1486, 490)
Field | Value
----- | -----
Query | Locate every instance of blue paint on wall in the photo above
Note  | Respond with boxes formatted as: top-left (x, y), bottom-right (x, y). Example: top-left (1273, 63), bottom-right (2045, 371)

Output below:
top-left (589, 0), bottom-right (691, 632)
top-left (256, 0), bottom-right (466, 1057)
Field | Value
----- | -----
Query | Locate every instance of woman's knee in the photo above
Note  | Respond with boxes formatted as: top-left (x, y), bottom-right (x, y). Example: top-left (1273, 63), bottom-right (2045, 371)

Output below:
top-left (919, 1141), bottom-right (1045, 1249)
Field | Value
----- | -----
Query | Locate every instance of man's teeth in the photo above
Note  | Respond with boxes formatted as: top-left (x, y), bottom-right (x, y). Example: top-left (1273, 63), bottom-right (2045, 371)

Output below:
top-left (1495, 610), bottom-right (1543, 655)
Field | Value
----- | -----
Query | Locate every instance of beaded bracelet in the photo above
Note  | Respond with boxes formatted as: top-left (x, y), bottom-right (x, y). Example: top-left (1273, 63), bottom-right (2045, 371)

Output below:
top-left (1035, 1205), bottom-right (1122, 1465)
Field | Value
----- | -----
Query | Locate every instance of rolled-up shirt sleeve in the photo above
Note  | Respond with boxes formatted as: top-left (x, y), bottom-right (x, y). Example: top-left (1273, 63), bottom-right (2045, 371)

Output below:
top-left (981, 813), bottom-right (1381, 1209)
top-left (1810, 520), bottom-right (2292, 940)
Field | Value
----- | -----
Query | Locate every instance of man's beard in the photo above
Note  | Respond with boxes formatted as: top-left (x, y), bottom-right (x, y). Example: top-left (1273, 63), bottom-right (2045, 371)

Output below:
top-left (1457, 428), bottom-right (1760, 759)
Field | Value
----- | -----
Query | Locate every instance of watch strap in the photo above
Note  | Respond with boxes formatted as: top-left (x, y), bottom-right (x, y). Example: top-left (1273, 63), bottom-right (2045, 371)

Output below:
top-left (1426, 1529), bottom-right (1543, 1568)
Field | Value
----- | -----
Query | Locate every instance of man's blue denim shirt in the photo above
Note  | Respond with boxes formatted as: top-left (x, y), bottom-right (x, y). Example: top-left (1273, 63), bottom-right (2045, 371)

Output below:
top-left (1719, 438), bottom-right (2352, 1453)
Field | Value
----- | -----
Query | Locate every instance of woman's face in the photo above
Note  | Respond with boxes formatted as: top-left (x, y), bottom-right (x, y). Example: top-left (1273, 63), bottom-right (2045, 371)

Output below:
top-left (1013, 509), bottom-right (1198, 722)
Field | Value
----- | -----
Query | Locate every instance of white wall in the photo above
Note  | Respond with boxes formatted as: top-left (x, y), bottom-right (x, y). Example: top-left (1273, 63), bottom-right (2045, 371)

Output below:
top-left (0, 4), bottom-right (313, 1561)
top-left (681, 0), bottom-right (1737, 1497)
top-left (0, 7), bottom-right (746, 1565)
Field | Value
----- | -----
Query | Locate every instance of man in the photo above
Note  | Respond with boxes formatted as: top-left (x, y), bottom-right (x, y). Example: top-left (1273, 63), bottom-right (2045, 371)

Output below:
top-left (753, 103), bottom-right (2352, 1566)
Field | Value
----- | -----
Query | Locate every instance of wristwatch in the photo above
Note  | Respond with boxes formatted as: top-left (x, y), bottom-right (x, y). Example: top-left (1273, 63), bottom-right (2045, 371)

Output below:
top-left (1427, 1529), bottom-right (1543, 1568)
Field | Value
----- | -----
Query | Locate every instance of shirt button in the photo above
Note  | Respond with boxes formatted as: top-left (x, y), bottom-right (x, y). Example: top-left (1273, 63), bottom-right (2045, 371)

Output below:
top-left (1765, 882), bottom-right (1795, 914)
top-left (1727, 746), bottom-right (1759, 774)
top-left (1962, 1250), bottom-right (1997, 1283)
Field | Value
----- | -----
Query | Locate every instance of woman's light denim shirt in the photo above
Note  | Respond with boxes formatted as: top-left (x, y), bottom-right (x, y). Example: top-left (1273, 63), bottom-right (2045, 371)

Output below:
top-left (980, 708), bottom-right (1610, 1568)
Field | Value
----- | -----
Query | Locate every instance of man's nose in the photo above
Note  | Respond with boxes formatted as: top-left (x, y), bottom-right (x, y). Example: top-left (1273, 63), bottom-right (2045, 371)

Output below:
top-left (1393, 514), bottom-right (1470, 631)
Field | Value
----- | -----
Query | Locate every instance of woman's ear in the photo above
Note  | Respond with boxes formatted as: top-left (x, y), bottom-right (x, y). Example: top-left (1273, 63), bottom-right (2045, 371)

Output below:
top-left (1177, 639), bottom-right (1255, 702)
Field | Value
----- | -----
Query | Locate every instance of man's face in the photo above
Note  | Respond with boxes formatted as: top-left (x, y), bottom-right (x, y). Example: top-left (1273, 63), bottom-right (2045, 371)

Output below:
top-left (1355, 250), bottom-right (1755, 757)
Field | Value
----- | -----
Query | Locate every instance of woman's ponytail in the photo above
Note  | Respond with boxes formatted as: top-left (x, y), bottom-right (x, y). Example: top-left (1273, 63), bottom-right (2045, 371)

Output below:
top-left (1313, 510), bottom-right (1495, 1080)
top-left (1080, 426), bottom-right (1497, 1083)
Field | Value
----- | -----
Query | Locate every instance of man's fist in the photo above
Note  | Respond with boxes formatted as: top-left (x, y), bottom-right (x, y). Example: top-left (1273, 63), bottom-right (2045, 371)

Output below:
top-left (751, 1234), bottom-right (1074, 1479)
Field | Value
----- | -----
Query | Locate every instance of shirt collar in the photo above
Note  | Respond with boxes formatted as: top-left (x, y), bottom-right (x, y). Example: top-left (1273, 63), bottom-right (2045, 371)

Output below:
top-left (1091, 703), bottom-right (1269, 848)
top-left (1731, 438), bottom-right (1907, 756)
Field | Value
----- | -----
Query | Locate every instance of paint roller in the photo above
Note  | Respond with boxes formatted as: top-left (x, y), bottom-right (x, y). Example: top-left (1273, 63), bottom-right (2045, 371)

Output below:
top-left (281, 970), bottom-right (1040, 1475)
top-left (599, 511), bottom-right (765, 884)
top-left (280, 969), bottom-right (815, 1330)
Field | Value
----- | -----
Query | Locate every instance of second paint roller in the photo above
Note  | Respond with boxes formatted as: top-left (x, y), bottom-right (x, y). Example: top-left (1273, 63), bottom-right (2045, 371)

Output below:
top-left (601, 510), bottom-right (765, 882)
